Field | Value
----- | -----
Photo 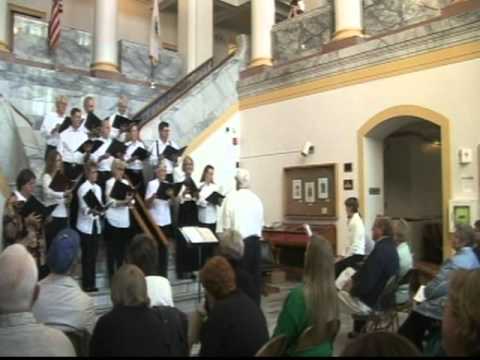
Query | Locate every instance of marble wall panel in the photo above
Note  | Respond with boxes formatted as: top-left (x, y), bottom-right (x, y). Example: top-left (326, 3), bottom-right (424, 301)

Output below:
top-left (119, 40), bottom-right (184, 87)
top-left (364, 0), bottom-right (451, 36)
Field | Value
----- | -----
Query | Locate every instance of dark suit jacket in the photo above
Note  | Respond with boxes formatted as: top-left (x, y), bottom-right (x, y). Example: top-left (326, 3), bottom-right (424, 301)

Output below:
top-left (351, 236), bottom-right (400, 309)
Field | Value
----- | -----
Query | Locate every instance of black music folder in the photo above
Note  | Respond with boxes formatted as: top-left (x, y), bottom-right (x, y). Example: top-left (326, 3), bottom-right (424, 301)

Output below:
top-left (85, 112), bottom-right (102, 131)
top-left (206, 191), bottom-right (225, 207)
top-left (49, 172), bottom-right (72, 193)
top-left (106, 140), bottom-right (127, 158)
top-left (130, 147), bottom-right (150, 161)
top-left (156, 182), bottom-right (175, 200)
top-left (77, 139), bottom-right (104, 154)
top-left (58, 117), bottom-right (72, 133)
top-left (83, 190), bottom-right (105, 212)
top-left (112, 115), bottom-right (132, 130)
top-left (110, 180), bottom-right (134, 201)
top-left (162, 146), bottom-right (187, 162)
top-left (19, 196), bottom-right (54, 220)
top-left (183, 177), bottom-right (198, 194)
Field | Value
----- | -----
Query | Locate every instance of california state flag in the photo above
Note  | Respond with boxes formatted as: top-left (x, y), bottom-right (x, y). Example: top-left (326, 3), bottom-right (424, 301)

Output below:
top-left (149, 0), bottom-right (162, 64)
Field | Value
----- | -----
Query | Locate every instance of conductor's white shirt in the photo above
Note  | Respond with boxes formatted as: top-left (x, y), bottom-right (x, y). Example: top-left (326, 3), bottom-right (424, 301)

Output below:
top-left (345, 213), bottom-right (366, 257)
top-left (219, 188), bottom-right (264, 239)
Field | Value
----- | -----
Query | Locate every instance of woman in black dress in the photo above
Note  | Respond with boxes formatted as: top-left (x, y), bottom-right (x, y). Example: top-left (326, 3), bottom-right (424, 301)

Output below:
top-left (175, 155), bottom-right (200, 279)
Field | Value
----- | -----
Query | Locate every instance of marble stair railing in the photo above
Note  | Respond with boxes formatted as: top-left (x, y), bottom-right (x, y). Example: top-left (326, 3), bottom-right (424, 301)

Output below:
top-left (139, 35), bottom-right (249, 151)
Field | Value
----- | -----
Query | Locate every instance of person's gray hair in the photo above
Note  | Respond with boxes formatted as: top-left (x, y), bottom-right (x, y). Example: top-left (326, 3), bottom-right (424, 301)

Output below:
top-left (235, 168), bottom-right (251, 189)
top-left (455, 224), bottom-right (476, 247)
top-left (392, 219), bottom-right (410, 244)
top-left (219, 230), bottom-right (244, 260)
top-left (0, 245), bottom-right (38, 313)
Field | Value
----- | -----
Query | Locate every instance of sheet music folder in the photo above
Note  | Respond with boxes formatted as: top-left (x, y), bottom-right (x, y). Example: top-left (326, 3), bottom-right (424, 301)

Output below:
top-left (180, 227), bottom-right (218, 245)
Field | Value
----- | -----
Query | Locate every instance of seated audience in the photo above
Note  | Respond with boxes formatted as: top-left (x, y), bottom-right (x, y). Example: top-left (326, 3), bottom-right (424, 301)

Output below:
top-left (338, 217), bottom-right (399, 337)
top-left (442, 269), bottom-right (480, 357)
top-left (126, 234), bottom-right (174, 307)
top-left (90, 265), bottom-right (171, 357)
top-left (273, 235), bottom-right (338, 357)
top-left (198, 256), bottom-right (269, 357)
top-left (398, 224), bottom-right (480, 351)
top-left (341, 332), bottom-right (421, 357)
top-left (335, 197), bottom-right (366, 278)
top-left (392, 219), bottom-right (413, 305)
top-left (0, 245), bottom-right (75, 356)
top-left (32, 229), bottom-right (96, 334)
top-left (218, 230), bottom-right (258, 305)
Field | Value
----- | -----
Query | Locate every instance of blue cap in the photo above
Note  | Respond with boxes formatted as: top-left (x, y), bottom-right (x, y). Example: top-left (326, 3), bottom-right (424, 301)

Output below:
top-left (47, 228), bottom-right (80, 274)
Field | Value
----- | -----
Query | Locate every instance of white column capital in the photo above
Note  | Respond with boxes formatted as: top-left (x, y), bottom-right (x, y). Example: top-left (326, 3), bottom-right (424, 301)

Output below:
top-left (333, 0), bottom-right (364, 41)
top-left (250, 0), bottom-right (275, 67)
top-left (92, 0), bottom-right (119, 73)
top-left (0, 0), bottom-right (10, 52)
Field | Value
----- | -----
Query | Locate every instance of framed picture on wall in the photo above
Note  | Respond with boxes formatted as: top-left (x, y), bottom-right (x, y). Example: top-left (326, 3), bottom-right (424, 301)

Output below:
top-left (292, 179), bottom-right (303, 200)
top-left (318, 177), bottom-right (329, 199)
top-left (305, 182), bottom-right (316, 203)
top-left (344, 179), bottom-right (354, 191)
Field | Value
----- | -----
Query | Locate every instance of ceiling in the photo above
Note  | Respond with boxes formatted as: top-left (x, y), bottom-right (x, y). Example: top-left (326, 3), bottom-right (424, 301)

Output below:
top-left (155, 0), bottom-right (290, 34)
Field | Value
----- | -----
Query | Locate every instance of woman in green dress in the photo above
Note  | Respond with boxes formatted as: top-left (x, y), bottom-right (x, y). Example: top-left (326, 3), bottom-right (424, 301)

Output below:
top-left (273, 235), bottom-right (338, 357)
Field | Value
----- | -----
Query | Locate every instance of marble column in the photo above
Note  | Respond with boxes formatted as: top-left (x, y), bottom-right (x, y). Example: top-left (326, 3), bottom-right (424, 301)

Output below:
top-left (91, 0), bottom-right (119, 73)
top-left (250, 0), bottom-right (275, 68)
top-left (178, 0), bottom-right (213, 73)
top-left (0, 0), bottom-right (9, 52)
top-left (333, 0), bottom-right (364, 41)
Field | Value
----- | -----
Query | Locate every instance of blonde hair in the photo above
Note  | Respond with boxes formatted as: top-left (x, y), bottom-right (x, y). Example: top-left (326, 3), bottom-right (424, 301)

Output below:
top-left (219, 230), bottom-right (244, 260)
top-left (182, 155), bottom-right (194, 172)
top-left (448, 269), bottom-right (480, 356)
top-left (0, 245), bottom-right (38, 313)
top-left (55, 95), bottom-right (68, 104)
top-left (111, 265), bottom-right (149, 307)
top-left (111, 159), bottom-right (127, 172)
top-left (303, 235), bottom-right (338, 335)
top-left (392, 219), bottom-right (410, 244)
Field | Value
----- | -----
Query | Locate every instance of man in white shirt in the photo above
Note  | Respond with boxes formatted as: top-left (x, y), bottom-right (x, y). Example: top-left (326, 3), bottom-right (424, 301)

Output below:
top-left (57, 108), bottom-right (89, 181)
top-left (148, 121), bottom-right (179, 183)
top-left (90, 120), bottom-right (114, 192)
top-left (335, 197), bottom-right (366, 278)
top-left (40, 95), bottom-right (68, 159)
top-left (80, 96), bottom-right (96, 134)
top-left (108, 95), bottom-right (130, 141)
top-left (76, 161), bottom-right (104, 292)
top-left (219, 168), bottom-right (264, 304)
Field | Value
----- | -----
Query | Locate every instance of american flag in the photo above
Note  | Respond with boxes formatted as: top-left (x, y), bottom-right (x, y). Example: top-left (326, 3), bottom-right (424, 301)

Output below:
top-left (48, 0), bottom-right (63, 51)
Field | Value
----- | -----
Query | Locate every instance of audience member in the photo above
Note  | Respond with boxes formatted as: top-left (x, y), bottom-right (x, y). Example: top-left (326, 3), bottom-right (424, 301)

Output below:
top-left (145, 161), bottom-right (174, 277)
top-left (0, 244), bottom-right (75, 356)
top-left (218, 230), bottom-right (257, 305)
top-left (273, 235), bottom-right (338, 356)
top-left (442, 269), bottom-right (480, 357)
top-left (40, 95), bottom-right (69, 158)
top-left (76, 161), bottom-right (104, 292)
top-left (335, 197), bottom-right (366, 278)
top-left (398, 224), bottom-right (480, 351)
top-left (32, 229), bottom-right (96, 334)
top-left (104, 159), bottom-right (134, 279)
top-left (198, 256), bottom-right (269, 357)
top-left (341, 332), bottom-right (421, 357)
top-left (392, 219), bottom-right (413, 305)
top-left (126, 234), bottom-right (174, 307)
top-left (219, 168), bottom-right (264, 305)
top-left (89, 265), bottom-right (170, 357)
top-left (42, 150), bottom-right (71, 251)
top-left (474, 219), bottom-right (480, 261)
top-left (338, 217), bottom-right (399, 337)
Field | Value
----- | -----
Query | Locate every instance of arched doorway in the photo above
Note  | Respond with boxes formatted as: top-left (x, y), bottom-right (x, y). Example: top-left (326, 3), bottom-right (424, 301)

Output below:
top-left (358, 106), bottom-right (451, 261)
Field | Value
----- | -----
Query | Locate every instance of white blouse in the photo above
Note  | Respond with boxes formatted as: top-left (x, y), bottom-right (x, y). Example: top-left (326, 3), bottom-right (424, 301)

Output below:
top-left (197, 182), bottom-right (220, 225)
top-left (124, 141), bottom-right (146, 171)
top-left (76, 181), bottom-right (103, 235)
top-left (42, 174), bottom-right (68, 218)
top-left (145, 179), bottom-right (172, 227)
top-left (105, 177), bottom-right (131, 229)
